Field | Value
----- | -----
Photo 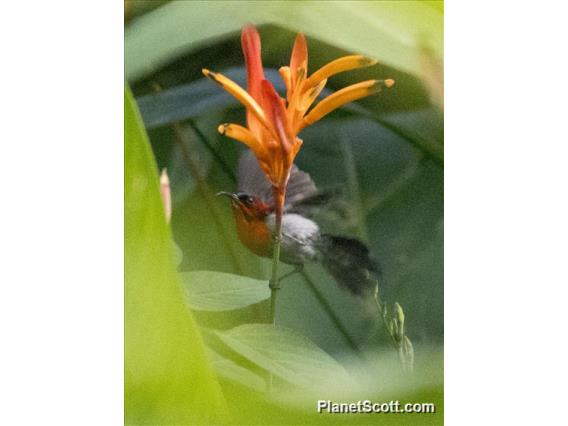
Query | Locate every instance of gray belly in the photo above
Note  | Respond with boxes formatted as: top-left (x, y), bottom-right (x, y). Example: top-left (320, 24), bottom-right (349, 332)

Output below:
top-left (265, 213), bottom-right (321, 265)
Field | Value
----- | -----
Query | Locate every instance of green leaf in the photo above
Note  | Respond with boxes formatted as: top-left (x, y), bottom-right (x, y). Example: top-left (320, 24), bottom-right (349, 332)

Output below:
top-left (205, 347), bottom-right (266, 392)
top-left (171, 240), bottom-right (183, 268)
top-left (125, 87), bottom-right (226, 424)
top-left (180, 271), bottom-right (270, 311)
top-left (215, 324), bottom-right (352, 390)
top-left (125, 1), bottom-right (442, 82)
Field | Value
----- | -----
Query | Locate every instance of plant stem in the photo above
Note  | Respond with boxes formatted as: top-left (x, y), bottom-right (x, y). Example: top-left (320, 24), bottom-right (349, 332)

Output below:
top-left (269, 239), bottom-right (281, 325)
top-left (300, 271), bottom-right (362, 354)
top-left (185, 120), bottom-right (236, 182)
top-left (267, 189), bottom-right (285, 393)
top-left (373, 285), bottom-right (414, 372)
top-left (373, 288), bottom-right (398, 349)
top-left (172, 122), bottom-right (244, 274)
top-left (151, 82), bottom-right (244, 274)
top-left (269, 189), bottom-right (284, 325)
top-left (340, 134), bottom-right (368, 242)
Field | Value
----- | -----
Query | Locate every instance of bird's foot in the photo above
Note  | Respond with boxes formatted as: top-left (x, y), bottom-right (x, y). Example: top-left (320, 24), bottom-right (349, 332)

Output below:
top-left (278, 264), bottom-right (304, 282)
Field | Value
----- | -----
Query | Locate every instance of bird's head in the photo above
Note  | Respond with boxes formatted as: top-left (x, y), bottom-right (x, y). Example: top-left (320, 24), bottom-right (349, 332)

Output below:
top-left (216, 191), bottom-right (274, 257)
top-left (216, 192), bottom-right (272, 222)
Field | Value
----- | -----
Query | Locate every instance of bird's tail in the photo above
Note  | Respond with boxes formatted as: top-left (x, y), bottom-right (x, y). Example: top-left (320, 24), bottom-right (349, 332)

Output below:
top-left (317, 234), bottom-right (379, 296)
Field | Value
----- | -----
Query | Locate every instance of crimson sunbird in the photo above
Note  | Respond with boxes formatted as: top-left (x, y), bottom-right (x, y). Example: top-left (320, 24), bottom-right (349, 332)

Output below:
top-left (218, 152), bottom-right (378, 296)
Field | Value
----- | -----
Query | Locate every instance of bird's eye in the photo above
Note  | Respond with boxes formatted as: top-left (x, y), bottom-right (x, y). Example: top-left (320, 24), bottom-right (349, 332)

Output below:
top-left (237, 193), bottom-right (254, 206)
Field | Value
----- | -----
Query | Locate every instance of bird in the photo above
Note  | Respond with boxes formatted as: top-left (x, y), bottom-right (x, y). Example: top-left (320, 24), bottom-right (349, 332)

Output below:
top-left (218, 151), bottom-right (378, 296)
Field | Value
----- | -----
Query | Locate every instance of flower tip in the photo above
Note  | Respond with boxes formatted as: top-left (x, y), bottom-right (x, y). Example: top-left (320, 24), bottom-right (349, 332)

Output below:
top-left (202, 69), bottom-right (222, 86)
top-left (384, 78), bottom-right (395, 88)
top-left (160, 168), bottom-right (170, 185)
top-left (160, 168), bottom-right (171, 223)
top-left (368, 79), bottom-right (395, 93)
top-left (217, 123), bottom-right (229, 134)
top-left (360, 56), bottom-right (378, 66)
top-left (242, 23), bottom-right (258, 34)
top-left (241, 24), bottom-right (261, 47)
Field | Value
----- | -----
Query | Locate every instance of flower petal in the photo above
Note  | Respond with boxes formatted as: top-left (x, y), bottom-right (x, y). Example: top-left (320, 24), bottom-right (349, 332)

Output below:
top-left (287, 66), bottom-right (307, 125)
top-left (298, 78), bottom-right (327, 112)
top-left (306, 55), bottom-right (377, 88)
top-left (290, 33), bottom-right (308, 88)
top-left (261, 80), bottom-right (294, 154)
top-left (241, 26), bottom-right (268, 141)
top-left (278, 66), bottom-right (292, 101)
top-left (202, 69), bottom-right (273, 135)
top-left (241, 25), bottom-right (265, 101)
top-left (300, 79), bottom-right (394, 130)
top-left (218, 123), bottom-right (264, 153)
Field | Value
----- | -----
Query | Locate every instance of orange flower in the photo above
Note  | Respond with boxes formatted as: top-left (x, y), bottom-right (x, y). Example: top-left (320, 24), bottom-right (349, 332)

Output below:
top-left (203, 25), bottom-right (393, 208)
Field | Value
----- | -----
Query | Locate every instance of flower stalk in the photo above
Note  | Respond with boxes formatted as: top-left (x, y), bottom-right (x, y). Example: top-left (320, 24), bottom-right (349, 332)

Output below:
top-left (268, 207), bottom-right (283, 325)
top-left (374, 285), bottom-right (414, 372)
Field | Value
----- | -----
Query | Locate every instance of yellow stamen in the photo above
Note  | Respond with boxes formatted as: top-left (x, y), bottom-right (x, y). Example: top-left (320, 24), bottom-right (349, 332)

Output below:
top-left (301, 79), bottom-right (392, 129)
top-left (202, 69), bottom-right (270, 131)
top-left (278, 66), bottom-right (292, 101)
top-left (299, 78), bottom-right (327, 112)
top-left (287, 65), bottom-right (306, 123)
top-left (218, 123), bottom-right (264, 153)
top-left (306, 55), bottom-right (377, 88)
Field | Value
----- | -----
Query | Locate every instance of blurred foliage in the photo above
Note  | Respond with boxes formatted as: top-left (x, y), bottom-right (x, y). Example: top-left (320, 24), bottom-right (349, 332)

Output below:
top-left (125, 1), bottom-right (442, 82)
top-left (125, 1), bottom-right (443, 424)
top-left (125, 88), bottom-right (226, 424)
top-left (181, 271), bottom-right (269, 311)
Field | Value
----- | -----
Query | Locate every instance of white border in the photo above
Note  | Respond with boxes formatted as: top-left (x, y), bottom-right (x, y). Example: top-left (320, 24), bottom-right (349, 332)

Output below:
top-left (1, 1), bottom-right (567, 424)
top-left (0, 2), bottom-right (123, 424)
top-left (446, 1), bottom-right (568, 424)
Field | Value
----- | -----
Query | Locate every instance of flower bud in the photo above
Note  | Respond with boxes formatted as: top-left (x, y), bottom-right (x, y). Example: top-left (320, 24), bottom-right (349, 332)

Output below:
top-left (160, 168), bottom-right (171, 224)
top-left (394, 302), bottom-right (405, 339)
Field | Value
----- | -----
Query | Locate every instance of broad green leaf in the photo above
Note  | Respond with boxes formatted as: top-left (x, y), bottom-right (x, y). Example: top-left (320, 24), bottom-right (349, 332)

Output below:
top-left (171, 240), bottom-right (183, 268)
top-left (206, 347), bottom-right (266, 392)
top-left (180, 271), bottom-right (270, 311)
top-left (215, 324), bottom-right (352, 390)
top-left (125, 87), bottom-right (226, 424)
top-left (125, 1), bottom-right (442, 82)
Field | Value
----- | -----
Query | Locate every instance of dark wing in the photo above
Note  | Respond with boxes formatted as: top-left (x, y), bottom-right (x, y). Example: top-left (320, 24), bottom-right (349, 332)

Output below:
top-left (237, 150), bottom-right (319, 208)
top-left (237, 150), bottom-right (273, 202)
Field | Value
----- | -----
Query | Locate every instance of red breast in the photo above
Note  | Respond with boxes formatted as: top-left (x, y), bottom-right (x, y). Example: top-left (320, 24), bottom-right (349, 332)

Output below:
top-left (233, 208), bottom-right (273, 258)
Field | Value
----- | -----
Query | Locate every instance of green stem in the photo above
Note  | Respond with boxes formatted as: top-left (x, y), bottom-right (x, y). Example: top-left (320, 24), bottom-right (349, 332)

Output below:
top-left (373, 287), bottom-right (398, 349)
top-left (185, 120), bottom-right (236, 182)
top-left (340, 134), bottom-right (368, 242)
top-left (269, 195), bottom-right (284, 325)
top-left (300, 271), bottom-right (362, 355)
top-left (267, 190), bottom-right (284, 392)
top-left (172, 122), bottom-right (244, 274)
top-left (373, 285), bottom-right (413, 372)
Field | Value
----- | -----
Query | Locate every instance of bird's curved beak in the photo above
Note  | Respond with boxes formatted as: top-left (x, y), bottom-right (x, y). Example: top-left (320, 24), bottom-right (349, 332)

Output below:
top-left (216, 191), bottom-right (239, 202)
